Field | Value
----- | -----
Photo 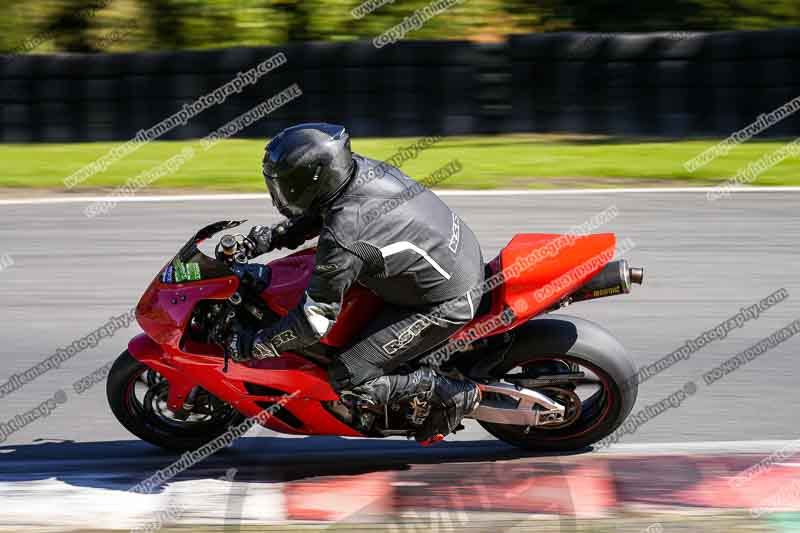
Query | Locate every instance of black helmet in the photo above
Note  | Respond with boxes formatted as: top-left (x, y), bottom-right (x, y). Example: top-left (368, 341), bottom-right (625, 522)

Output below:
top-left (262, 123), bottom-right (354, 218)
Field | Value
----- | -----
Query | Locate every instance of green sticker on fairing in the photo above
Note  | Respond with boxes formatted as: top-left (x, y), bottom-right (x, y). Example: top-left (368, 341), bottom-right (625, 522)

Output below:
top-left (173, 258), bottom-right (202, 282)
top-left (186, 262), bottom-right (201, 281)
top-left (173, 259), bottom-right (186, 281)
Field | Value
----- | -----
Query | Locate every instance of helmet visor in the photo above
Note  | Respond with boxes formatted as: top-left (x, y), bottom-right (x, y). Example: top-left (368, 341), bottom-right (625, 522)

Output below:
top-left (264, 177), bottom-right (301, 219)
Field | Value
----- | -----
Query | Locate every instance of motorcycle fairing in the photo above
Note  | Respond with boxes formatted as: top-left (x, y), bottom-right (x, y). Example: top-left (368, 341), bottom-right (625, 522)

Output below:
top-left (137, 275), bottom-right (239, 348)
top-left (133, 236), bottom-right (377, 436)
top-left (454, 233), bottom-right (617, 339)
top-left (128, 333), bottom-right (362, 436)
top-left (260, 249), bottom-right (383, 347)
top-left (260, 249), bottom-right (316, 316)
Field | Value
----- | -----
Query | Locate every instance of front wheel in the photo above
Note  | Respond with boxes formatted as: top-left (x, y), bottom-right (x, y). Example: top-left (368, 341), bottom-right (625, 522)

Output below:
top-left (476, 316), bottom-right (638, 451)
top-left (107, 350), bottom-right (245, 451)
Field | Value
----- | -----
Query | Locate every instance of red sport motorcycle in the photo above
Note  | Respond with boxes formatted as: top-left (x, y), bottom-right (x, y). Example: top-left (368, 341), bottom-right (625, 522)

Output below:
top-left (108, 220), bottom-right (643, 451)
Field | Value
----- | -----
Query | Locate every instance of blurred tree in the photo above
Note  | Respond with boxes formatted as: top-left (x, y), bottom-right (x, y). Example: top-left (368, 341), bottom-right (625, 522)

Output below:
top-left (1, 0), bottom-right (800, 54)
top-left (141, 0), bottom-right (187, 48)
top-left (0, 0), bottom-right (39, 53)
top-left (45, 0), bottom-right (108, 52)
top-left (271, 0), bottom-right (313, 41)
top-left (528, 0), bottom-right (797, 31)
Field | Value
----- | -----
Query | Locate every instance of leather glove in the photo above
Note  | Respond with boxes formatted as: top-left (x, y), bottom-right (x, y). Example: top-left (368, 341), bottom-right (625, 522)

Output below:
top-left (270, 219), bottom-right (306, 250)
top-left (252, 332), bottom-right (281, 359)
top-left (225, 323), bottom-right (280, 361)
top-left (246, 225), bottom-right (273, 258)
top-left (272, 215), bottom-right (322, 250)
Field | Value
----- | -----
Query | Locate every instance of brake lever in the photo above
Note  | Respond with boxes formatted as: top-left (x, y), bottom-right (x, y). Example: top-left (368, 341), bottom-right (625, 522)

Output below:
top-left (242, 236), bottom-right (258, 258)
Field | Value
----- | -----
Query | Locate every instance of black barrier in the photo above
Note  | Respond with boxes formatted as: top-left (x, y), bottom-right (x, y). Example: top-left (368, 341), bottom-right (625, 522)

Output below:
top-left (508, 30), bottom-right (800, 137)
top-left (2, 30), bottom-right (800, 142)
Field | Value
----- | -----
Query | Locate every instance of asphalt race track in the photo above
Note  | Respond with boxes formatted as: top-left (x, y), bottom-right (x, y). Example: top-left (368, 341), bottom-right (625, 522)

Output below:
top-left (0, 189), bottom-right (799, 529)
top-left (2, 189), bottom-right (799, 445)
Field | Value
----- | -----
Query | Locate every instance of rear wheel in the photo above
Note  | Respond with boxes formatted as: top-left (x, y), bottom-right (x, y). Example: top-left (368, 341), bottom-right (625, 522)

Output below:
top-left (479, 354), bottom-right (634, 450)
top-left (475, 317), bottom-right (638, 451)
top-left (107, 351), bottom-right (245, 451)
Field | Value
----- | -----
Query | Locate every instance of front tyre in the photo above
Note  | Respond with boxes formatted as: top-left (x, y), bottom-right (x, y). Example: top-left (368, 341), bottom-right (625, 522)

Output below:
top-left (107, 350), bottom-right (245, 451)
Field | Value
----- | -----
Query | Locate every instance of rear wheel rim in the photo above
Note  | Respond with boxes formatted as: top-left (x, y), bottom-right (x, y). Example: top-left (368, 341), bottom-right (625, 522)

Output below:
top-left (495, 354), bottom-right (617, 442)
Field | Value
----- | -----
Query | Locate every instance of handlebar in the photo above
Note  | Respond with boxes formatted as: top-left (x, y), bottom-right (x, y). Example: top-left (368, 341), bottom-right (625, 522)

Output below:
top-left (214, 232), bottom-right (257, 265)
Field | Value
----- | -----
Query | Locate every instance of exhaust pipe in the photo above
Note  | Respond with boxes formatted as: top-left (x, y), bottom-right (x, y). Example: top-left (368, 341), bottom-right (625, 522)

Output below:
top-left (570, 260), bottom-right (644, 303)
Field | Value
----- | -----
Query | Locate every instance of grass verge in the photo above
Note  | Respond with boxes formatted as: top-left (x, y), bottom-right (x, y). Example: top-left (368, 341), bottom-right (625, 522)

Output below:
top-left (1, 134), bottom-right (799, 191)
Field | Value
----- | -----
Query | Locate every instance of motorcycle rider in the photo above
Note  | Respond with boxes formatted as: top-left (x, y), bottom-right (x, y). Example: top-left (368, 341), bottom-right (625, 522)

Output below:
top-left (225, 123), bottom-right (483, 445)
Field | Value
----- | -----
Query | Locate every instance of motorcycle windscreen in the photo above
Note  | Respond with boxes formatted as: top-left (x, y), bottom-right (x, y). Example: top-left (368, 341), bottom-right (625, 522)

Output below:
top-left (161, 220), bottom-right (247, 284)
top-left (160, 250), bottom-right (233, 284)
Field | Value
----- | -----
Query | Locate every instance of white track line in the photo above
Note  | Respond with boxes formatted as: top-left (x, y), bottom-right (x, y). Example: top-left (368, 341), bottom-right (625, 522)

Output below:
top-left (597, 439), bottom-right (800, 455)
top-left (1, 186), bottom-right (800, 206)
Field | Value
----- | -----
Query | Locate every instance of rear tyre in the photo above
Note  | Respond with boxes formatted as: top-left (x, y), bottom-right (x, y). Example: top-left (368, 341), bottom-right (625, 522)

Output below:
top-left (107, 350), bottom-right (245, 451)
top-left (476, 316), bottom-right (638, 451)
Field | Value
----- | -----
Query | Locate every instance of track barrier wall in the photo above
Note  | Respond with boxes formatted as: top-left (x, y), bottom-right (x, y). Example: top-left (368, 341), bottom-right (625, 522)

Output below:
top-left (2, 29), bottom-right (800, 142)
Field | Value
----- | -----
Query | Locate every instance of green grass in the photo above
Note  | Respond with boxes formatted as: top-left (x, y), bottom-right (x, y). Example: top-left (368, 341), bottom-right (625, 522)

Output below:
top-left (1, 134), bottom-right (799, 191)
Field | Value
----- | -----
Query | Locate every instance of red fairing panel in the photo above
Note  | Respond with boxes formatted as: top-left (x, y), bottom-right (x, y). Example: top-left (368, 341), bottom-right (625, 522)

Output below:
top-left (261, 249), bottom-right (383, 348)
top-left (261, 249), bottom-right (317, 316)
top-left (322, 285), bottom-right (383, 347)
top-left (130, 247), bottom-right (378, 438)
top-left (454, 233), bottom-right (617, 339)
top-left (128, 333), bottom-right (362, 436)
top-left (136, 274), bottom-right (239, 349)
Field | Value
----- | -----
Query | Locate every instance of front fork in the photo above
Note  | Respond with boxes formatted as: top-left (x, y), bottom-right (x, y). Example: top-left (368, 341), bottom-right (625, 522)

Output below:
top-left (128, 333), bottom-right (198, 412)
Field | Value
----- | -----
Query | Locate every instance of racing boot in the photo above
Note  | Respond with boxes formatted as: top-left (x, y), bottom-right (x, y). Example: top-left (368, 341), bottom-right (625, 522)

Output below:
top-left (415, 376), bottom-right (481, 446)
top-left (347, 368), bottom-right (481, 446)
top-left (345, 367), bottom-right (436, 408)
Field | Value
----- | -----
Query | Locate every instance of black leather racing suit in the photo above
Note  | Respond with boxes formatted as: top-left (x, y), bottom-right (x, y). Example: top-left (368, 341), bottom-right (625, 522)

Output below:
top-left (256, 153), bottom-right (485, 391)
